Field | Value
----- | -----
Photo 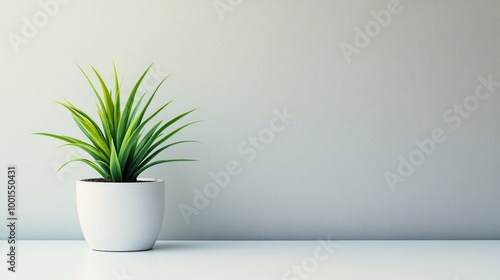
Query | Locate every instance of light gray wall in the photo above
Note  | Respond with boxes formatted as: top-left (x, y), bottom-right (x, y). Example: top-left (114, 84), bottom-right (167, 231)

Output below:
top-left (1, 0), bottom-right (500, 240)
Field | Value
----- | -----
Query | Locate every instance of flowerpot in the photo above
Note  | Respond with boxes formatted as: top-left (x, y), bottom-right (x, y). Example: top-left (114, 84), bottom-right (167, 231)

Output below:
top-left (76, 179), bottom-right (165, 252)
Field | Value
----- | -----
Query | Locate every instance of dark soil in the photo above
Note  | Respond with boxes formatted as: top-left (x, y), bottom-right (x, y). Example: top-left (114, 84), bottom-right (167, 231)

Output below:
top-left (81, 178), bottom-right (155, 183)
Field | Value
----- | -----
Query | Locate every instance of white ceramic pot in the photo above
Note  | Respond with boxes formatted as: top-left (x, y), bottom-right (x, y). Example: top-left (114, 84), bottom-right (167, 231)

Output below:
top-left (76, 179), bottom-right (165, 252)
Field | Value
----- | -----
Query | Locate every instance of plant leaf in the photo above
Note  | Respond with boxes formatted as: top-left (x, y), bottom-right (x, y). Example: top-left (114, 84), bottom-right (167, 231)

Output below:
top-left (36, 64), bottom-right (197, 182)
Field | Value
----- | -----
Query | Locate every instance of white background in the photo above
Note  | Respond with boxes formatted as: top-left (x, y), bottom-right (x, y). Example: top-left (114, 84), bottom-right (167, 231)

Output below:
top-left (0, 0), bottom-right (499, 240)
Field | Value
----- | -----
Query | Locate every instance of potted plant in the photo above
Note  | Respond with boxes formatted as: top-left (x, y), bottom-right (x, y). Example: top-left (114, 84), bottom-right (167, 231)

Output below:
top-left (36, 64), bottom-right (197, 251)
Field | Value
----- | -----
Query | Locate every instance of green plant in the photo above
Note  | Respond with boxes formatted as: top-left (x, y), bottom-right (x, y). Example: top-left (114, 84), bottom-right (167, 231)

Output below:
top-left (36, 64), bottom-right (197, 182)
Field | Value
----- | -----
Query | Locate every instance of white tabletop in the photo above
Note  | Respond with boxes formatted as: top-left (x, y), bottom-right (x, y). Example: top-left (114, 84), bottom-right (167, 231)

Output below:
top-left (0, 240), bottom-right (498, 280)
